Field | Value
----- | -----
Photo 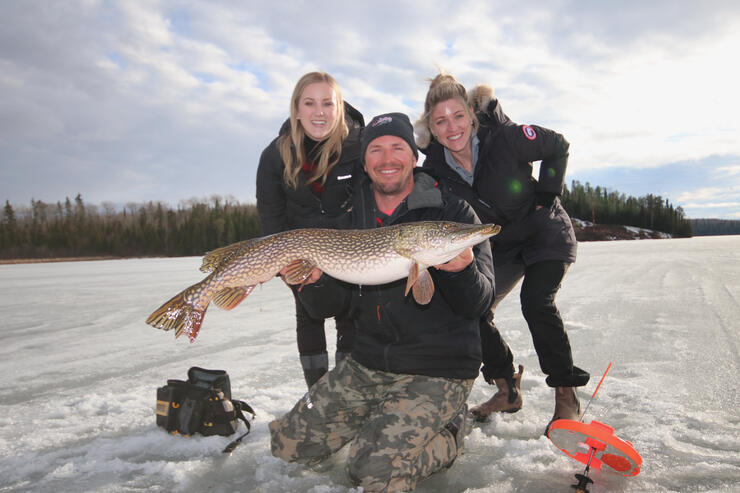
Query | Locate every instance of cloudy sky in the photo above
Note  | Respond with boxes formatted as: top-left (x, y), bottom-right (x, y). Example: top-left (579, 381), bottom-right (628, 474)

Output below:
top-left (1, 0), bottom-right (739, 219)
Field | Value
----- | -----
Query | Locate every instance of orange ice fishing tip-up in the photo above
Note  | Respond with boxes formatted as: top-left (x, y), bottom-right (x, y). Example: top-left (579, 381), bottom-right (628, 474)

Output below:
top-left (547, 362), bottom-right (642, 493)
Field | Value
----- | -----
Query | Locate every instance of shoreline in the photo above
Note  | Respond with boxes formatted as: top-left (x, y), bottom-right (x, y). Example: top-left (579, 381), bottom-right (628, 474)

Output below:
top-left (0, 256), bottom-right (134, 265)
top-left (0, 225), bottom-right (683, 266)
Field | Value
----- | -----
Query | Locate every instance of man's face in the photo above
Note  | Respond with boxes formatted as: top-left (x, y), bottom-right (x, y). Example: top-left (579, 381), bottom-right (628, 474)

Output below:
top-left (363, 135), bottom-right (417, 198)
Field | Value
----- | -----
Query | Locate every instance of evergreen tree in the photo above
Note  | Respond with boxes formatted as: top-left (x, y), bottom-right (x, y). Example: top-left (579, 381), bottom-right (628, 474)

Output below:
top-left (0, 195), bottom-right (265, 260)
top-left (561, 181), bottom-right (692, 237)
top-left (1, 201), bottom-right (18, 250)
top-left (2, 181), bottom-right (699, 262)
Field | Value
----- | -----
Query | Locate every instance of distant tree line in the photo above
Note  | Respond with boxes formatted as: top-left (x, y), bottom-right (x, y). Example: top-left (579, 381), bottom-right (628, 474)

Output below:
top-left (0, 194), bottom-right (260, 260)
top-left (689, 218), bottom-right (740, 236)
top-left (0, 181), bottom-right (700, 260)
top-left (560, 180), bottom-right (693, 238)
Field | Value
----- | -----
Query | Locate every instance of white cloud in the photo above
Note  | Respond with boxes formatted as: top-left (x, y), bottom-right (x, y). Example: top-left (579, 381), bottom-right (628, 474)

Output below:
top-left (675, 183), bottom-right (740, 218)
top-left (513, 24), bottom-right (740, 173)
top-left (676, 186), bottom-right (739, 202)
top-left (714, 164), bottom-right (740, 178)
top-left (683, 201), bottom-right (740, 208)
top-left (1, 0), bottom-right (740, 218)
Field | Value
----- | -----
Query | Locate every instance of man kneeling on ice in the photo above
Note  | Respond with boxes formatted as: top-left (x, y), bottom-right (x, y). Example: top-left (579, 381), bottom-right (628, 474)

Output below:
top-left (268, 113), bottom-right (495, 492)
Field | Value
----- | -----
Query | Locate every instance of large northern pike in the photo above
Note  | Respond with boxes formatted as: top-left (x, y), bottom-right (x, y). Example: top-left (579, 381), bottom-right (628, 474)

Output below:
top-left (146, 221), bottom-right (500, 342)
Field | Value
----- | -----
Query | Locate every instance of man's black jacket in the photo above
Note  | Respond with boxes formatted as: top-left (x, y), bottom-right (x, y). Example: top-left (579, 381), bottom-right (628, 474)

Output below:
top-left (297, 171), bottom-right (495, 379)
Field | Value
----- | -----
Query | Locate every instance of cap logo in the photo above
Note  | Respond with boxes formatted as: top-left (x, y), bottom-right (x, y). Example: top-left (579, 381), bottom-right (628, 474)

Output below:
top-left (522, 125), bottom-right (537, 141)
top-left (372, 116), bottom-right (393, 127)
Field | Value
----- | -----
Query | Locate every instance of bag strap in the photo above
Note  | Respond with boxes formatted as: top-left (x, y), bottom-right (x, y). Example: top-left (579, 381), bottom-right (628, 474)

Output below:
top-left (222, 400), bottom-right (256, 454)
top-left (234, 399), bottom-right (255, 418)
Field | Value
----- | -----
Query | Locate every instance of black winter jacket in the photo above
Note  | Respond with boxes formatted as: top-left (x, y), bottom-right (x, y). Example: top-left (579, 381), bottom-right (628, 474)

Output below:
top-left (256, 103), bottom-right (364, 235)
top-left (421, 97), bottom-right (577, 266)
top-left (297, 170), bottom-right (495, 379)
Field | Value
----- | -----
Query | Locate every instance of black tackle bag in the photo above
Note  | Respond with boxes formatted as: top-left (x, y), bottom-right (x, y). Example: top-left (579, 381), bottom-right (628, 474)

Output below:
top-left (156, 367), bottom-right (255, 453)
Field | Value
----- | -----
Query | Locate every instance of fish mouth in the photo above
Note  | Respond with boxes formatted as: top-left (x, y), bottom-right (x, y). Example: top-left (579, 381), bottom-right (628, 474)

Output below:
top-left (467, 224), bottom-right (500, 242)
top-left (479, 223), bottom-right (501, 236)
top-left (430, 222), bottom-right (500, 250)
top-left (448, 222), bottom-right (501, 240)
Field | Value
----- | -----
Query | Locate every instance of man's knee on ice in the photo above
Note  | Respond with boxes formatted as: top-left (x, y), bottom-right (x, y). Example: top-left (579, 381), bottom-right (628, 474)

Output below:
top-left (269, 417), bottom-right (335, 465)
top-left (268, 419), bottom-right (300, 462)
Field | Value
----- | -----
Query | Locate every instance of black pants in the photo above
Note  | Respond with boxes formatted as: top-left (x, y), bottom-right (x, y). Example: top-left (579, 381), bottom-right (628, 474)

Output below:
top-left (480, 260), bottom-right (589, 388)
top-left (292, 288), bottom-right (355, 357)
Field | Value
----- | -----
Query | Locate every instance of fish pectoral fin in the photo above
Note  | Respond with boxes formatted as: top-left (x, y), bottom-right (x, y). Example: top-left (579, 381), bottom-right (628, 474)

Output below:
top-left (406, 262), bottom-right (435, 305)
top-left (405, 262), bottom-right (420, 296)
top-left (212, 285), bottom-right (256, 310)
top-left (200, 239), bottom-right (258, 273)
top-left (412, 268), bottom-right (435, 305)
top-left (283, 259), bottom-right (317, 285)
top-left (400, 249), bottom-right (422, 297)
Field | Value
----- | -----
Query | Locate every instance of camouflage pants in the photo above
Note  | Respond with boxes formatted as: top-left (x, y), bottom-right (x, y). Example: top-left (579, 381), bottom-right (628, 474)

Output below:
top-left (269, 356), bottom-right (474, 492)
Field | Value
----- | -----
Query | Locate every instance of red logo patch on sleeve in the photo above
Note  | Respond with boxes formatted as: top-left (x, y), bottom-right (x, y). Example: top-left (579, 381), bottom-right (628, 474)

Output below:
top-left (522, 125), bottom-right (537, 141)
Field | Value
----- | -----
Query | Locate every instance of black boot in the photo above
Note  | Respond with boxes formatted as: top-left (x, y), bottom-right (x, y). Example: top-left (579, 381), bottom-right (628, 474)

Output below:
top-left (300, 352), bottom-right (328, 389)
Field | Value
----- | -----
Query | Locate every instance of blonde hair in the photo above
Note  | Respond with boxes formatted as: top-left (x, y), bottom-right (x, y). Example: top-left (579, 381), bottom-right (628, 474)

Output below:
top-left (414, 72), bottom-right (482, 149)
top-left (279, 72), bottom-right (349, 189)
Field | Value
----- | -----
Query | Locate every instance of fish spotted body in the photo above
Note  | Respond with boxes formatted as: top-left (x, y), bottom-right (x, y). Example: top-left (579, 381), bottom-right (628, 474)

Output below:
top-left (146, 221), bottom-right (500, 342)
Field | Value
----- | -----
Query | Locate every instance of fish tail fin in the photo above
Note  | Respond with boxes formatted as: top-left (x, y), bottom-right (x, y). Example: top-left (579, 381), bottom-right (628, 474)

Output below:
top-left (146, 291), bottom-right (208, 342)
top-left (212, 285), bottom-right (255, 310)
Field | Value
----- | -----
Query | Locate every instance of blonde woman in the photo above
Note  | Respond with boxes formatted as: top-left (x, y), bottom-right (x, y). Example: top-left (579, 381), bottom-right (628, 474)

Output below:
top-left (416, 73), bottom-right (589, 431)
top-left (256, 72), bottom-right (364, 388)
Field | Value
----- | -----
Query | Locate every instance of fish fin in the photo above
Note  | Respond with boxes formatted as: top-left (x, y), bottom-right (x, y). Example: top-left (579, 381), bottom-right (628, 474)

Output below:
top-left (283, 259), bottom-right (317, 285)
top-left (146, 291), bottom-right (208, 343)
top-left (200, 239), bottom-right (258, 273)
top-left (405, 262), bottom-right (420, 296)
top-left (397, 247), bottom-right (431, 298)
top-left (212, 286), bottom-right (255, 310)
top-left (411, 266), bottom-right (435, 305)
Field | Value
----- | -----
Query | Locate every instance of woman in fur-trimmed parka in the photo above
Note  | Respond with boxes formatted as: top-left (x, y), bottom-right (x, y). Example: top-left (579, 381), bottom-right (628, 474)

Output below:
top-left (415, 73), bottom-right (589, 431)
top-left (256, 71), bottom-right (364, 389)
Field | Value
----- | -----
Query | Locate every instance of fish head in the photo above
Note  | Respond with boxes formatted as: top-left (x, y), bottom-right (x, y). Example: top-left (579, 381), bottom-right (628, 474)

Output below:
top-left (398, 221), bottom-right (501, 265)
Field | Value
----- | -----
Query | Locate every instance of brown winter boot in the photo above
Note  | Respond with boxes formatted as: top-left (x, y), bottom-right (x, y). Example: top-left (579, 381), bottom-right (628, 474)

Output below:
top-left (545, 386), bottom-right (581, 435)
top-left (470, 365), bottom-right (524, 422)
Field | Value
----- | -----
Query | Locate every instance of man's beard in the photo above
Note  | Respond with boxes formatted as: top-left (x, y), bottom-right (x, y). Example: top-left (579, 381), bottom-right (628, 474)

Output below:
top-left (371, 164), bottom-right (414, 197)
top-left (374, 179), bottom-right (409, 196)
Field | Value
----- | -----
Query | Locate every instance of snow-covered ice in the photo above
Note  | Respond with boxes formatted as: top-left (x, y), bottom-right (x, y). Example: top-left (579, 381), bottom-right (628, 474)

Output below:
top-left (1, 236), bottom-right (738, 492)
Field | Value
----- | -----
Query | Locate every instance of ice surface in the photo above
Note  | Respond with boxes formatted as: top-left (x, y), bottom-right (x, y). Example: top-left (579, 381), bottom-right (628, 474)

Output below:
top-left (1, 237), bottom-right (738, 492)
